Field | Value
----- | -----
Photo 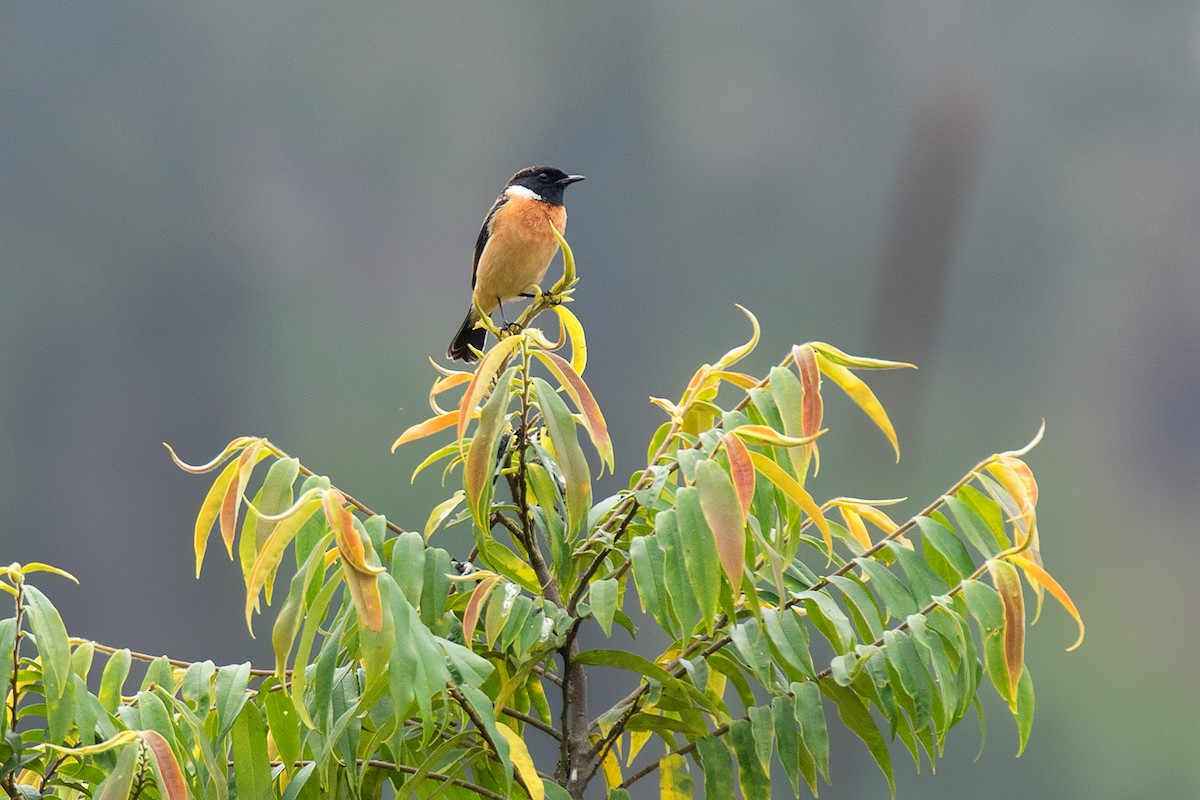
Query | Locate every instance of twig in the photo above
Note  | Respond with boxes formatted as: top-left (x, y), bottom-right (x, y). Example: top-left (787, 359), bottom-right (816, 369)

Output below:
top-left (500, 706), bottom-right (561, 741)
top-left (270, 759), bottom-right (508, 800)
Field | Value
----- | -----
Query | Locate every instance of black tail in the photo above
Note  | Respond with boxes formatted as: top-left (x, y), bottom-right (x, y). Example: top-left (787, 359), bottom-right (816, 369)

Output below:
top-left (447, 308), bottom-right (487, 362)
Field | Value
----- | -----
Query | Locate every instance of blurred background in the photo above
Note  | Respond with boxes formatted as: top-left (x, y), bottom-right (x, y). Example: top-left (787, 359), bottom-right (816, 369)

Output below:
top-left (2, 2), bottom-right (1197, 797)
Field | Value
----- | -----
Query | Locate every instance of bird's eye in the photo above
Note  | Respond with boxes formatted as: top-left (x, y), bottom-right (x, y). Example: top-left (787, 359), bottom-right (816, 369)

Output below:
top-left (538, 172), bottom-right (548, 180)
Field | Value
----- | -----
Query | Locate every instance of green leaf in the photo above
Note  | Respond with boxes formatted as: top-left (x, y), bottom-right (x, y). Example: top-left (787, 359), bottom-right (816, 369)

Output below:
top-left (136, 690), bottom-right (176, 749)
top-left (465, 366), bottom-right (516, 533)
top-left (762, 607), bottom-right (815, 681)
top-left (916, 516), bottom-right (976, 584)
top-left (747, 704), bottom-right (775, 775)
top-left (531, 350), bottom-right (615, 472)
top-left (391, 530), bottom-right (426, 608)
top-left (854, 557), bottom-right (919, 619)
top-left (828, 574), bottom-right (885, 641)
top-left (769, 364), bottom-right (812, 478)
top-left (797, 678), bottom-right (833, 785)
top-left (0, 620), bottom-right (15, 734)
top-left (958, 485), bottom-right (1010, 551)
top-left (240, 456), bottom-right (300, 591)
top-left (264, 680), bottom-right (302, 772)
top-left (231, 702), bottom-right (273, 799)
top-left (772, 694), bottom-right (804, 796)
top-left (420, 547), bottom-right (453, 629)
top-left (695, 734), bottom-right (735, 800)
top-left (590, 578), bottom-right (619, 637)
top-left (457, 683), bottom-right (513, 789)
top-left (23, 585), bottom-right (69, 700)
top-left (729, 718), bottom-right (771, 798)
top-left (574, 649), bottom-right (678, 687)
top-left (676, 486), bottom-right (723, 632)
top-left (213, 662), bottom-right (252, 739)
top-left (729, 621), bottom-right (775, 689)
top-left (477, 539), bottom-right (541, 594)
top-left (98, 648), bottom-right (131, 715)
top-left (821, 680), bottom-right (894, 796)
top-left (93, 743), bottom-right (140, 800)
top-left (657, 510), bottom-right (701, 635)
top-left (281, 763), bottom-right (316, 800)
top-left (533, 377), bottom-right (592, 537)
top-left (630, 535), bottom-right (676, 637)
top-left (1015, 665), bottom-right (1035, 755)
top-left (141, 654), bottom-right (174, 692)
top-left (944, 495), bottom-right (999, 558)
top-left (883, 630), bottom-right (933, 732)
top-left (795, 591), bottom-right (854, 654)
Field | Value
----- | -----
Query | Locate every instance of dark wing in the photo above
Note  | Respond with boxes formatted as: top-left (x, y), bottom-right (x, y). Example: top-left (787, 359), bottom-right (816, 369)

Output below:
top-left (471, 193), bottom-right (509, 289)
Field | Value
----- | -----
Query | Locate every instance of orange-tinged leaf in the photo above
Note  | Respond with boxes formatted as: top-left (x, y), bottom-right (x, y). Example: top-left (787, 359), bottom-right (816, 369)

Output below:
top-left (729, 424), bottom-right (824, 448)
top-left (714, 304), bottom-right (761, 369)
top-left (532, 350), bottom-right (614, 473)
top-left (458, 334), bottom-right (523, 442)
top-left (429, 372), bottom-right (473, 414)
top-left (696, 459), bottom-right (746, 590)
top-left (464, 371), bottom-right (516, 532)
top-left (793, 343), bottom-right (823, 474)
top-left (747, 450), bottom-right (832, 552)
top-left (462, 575), bottom-right (502, 651)
top-left (164, 436), bottom-right (257, 474)
top-left (323, 489), bottom-right (384, 575)
top-left (341, 559), bottom-right (383, 633)
top-left (552, 304), bottom-right (588, 374)
top-left (194, 457), bottom-right (241, 578)
top-left (245, 496), bottom-right (323, 632)
top-left (987, 559), bottom-right (1026, 708)
top-left (838, 505), bottom-right (872, 549)
top-left (391, 412), bottom-right (458, 453)
top-left (986, 459), bottom-right (1037, 547)
top-left (999, 455), bottom-right (1039, 505)
top-left (429, 356), bottom-right (472, 378)
top-left (808, 342), bottom-right (916, 371)
top-left (219, 441), bottom-right (269, 559)
top-left (721, 433), bottom-right (755, 518)
top-left (141, 730), bottom-right (188, 800)
top-left (1010, 555), bottom-right (1085, 651)
top-left (815, 355), bottom-right (901, 462)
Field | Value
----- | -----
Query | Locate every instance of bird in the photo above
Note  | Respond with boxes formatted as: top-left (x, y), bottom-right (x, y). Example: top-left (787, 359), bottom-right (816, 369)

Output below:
top-left (447, 166), bottom-right (585, 362)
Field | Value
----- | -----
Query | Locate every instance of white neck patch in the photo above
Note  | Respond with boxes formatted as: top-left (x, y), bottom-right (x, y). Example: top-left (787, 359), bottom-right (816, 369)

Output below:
top-left (506, 184), bottom-right (543, 201)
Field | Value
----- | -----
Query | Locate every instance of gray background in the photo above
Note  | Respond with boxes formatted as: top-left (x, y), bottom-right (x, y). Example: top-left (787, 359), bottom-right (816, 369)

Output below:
top-left (2, 2), bottom-right (1197, 797)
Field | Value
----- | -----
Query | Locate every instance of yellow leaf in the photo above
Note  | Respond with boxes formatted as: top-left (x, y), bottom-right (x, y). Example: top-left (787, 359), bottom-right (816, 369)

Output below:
top-left (808, 342), bottom-right (916, 371)
top-left (552, 304), bottom-right (588, 374)
top-left (219, 442), bottom-right (270, 559)
top-left (815, 355), bottom-right (901, 462)
top-left (322, 489), bottom-right (384, 575)
top-left (245, 496), bottom-right (323, 632)
top-left (496, 724), bottom-right (544, 800)
top-left (1010, 555), bottom-right (1085, 651)
top-left (838, 504), bottom-right (872, 550)
top-left (548, 223), bottom-right (575, 289)
top-left (747, 451), bottom-right (832, 553)
top-left (714, 304), bottom-right (761, 369)
top-left (194, 457), bottom-right (241, 578)
top-left (659, 753), bottom-right (694, 800)
top-left (592, 734), bottom-right (624, 790)
top-left (429, 372), bottom-right (473, 414)
top-left (729, 424), bottom-right (824, 448)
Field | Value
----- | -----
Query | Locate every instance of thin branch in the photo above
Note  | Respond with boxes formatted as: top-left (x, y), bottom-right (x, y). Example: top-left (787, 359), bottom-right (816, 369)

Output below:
top-left (270, 442), bottom-right (406, 537)
top-left (447, 686), bottom-right (536, 800)
top-left (270, 759), bottom-right (507, 800)
top-left (74, 638), bottom-right (279, 678)
top-left (500, 706), bottom-right (562, 741)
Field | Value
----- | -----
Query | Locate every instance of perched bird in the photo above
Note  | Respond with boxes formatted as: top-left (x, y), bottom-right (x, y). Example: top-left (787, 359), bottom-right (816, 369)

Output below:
top-left (447, 166), bottom-right (585, 362)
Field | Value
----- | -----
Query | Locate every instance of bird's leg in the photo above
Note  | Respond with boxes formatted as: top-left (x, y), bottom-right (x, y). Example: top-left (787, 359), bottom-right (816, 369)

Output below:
top-left (496, 297), bottom-right (522, 335)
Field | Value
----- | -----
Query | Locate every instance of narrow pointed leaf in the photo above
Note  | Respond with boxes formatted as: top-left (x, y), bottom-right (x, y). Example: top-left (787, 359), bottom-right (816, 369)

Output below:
top-left (730, 424), bottom-right (823, 448)
top-left (821, 680), bottom-right (895, 796)
top-left (793, 680), bottom-right (830, 784)
top-left (1009, 555), bottom-right (1084, 650)
top-left (715, 304), bottom-right (761, 369)
top-left (534, 377), bottom-right (591, 537)
top-left (590, 578), bottom-right (619, 637)
top-left (194, 456), bottom-right (242, 577)
top-left (165, 436), bottom-right (257, 474)
top-left (497, 724), bottom-right (544, 800)
top-left (458, 334), bottom-right (523, 441)
top-left (219, 441), bottom-right (269, 558)
top-left (816, 355), bottom-right (902, 461)
top-left (551, 304), bottom-right (587, 374)
top-left (462, 575), bottom-right (502, 651)
top-left (808, 342), bottom-right (916, 370)
top-left (94, 742), bottom-right (140, 800)
top-left (695, 460), bottom-right (746, 592)
top-left (244, 496), bottom-right (323, 630)
top-left (392, 412), bottom-right (458, 452)
top-left (660, 752), bottom-right (694, 800)
top-left (720, 433), bottom-right (755, 518)
top-left (729, 718), bottom-right (770, 798)
top-left (532, 350), bottom-right (614, 472)
top-left (231, 702), bottom-right (272, 799)
top-left (748, 451), bottom-right (831, 551)
top-left (695, 735), bottom-right (735, 800)
top-left (987, 559), bottom-right (1025, 707)
top-left (141, 729), bottom-right (188, 800)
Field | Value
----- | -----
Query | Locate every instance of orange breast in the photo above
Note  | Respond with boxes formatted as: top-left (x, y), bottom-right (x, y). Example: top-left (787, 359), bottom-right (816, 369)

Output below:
top-left (473, 200), bottom-right (567, 313)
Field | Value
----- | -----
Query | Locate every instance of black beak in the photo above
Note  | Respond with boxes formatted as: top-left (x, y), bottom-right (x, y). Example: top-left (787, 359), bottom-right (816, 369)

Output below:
top-left (558, 174), bottom-right (585, 185)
